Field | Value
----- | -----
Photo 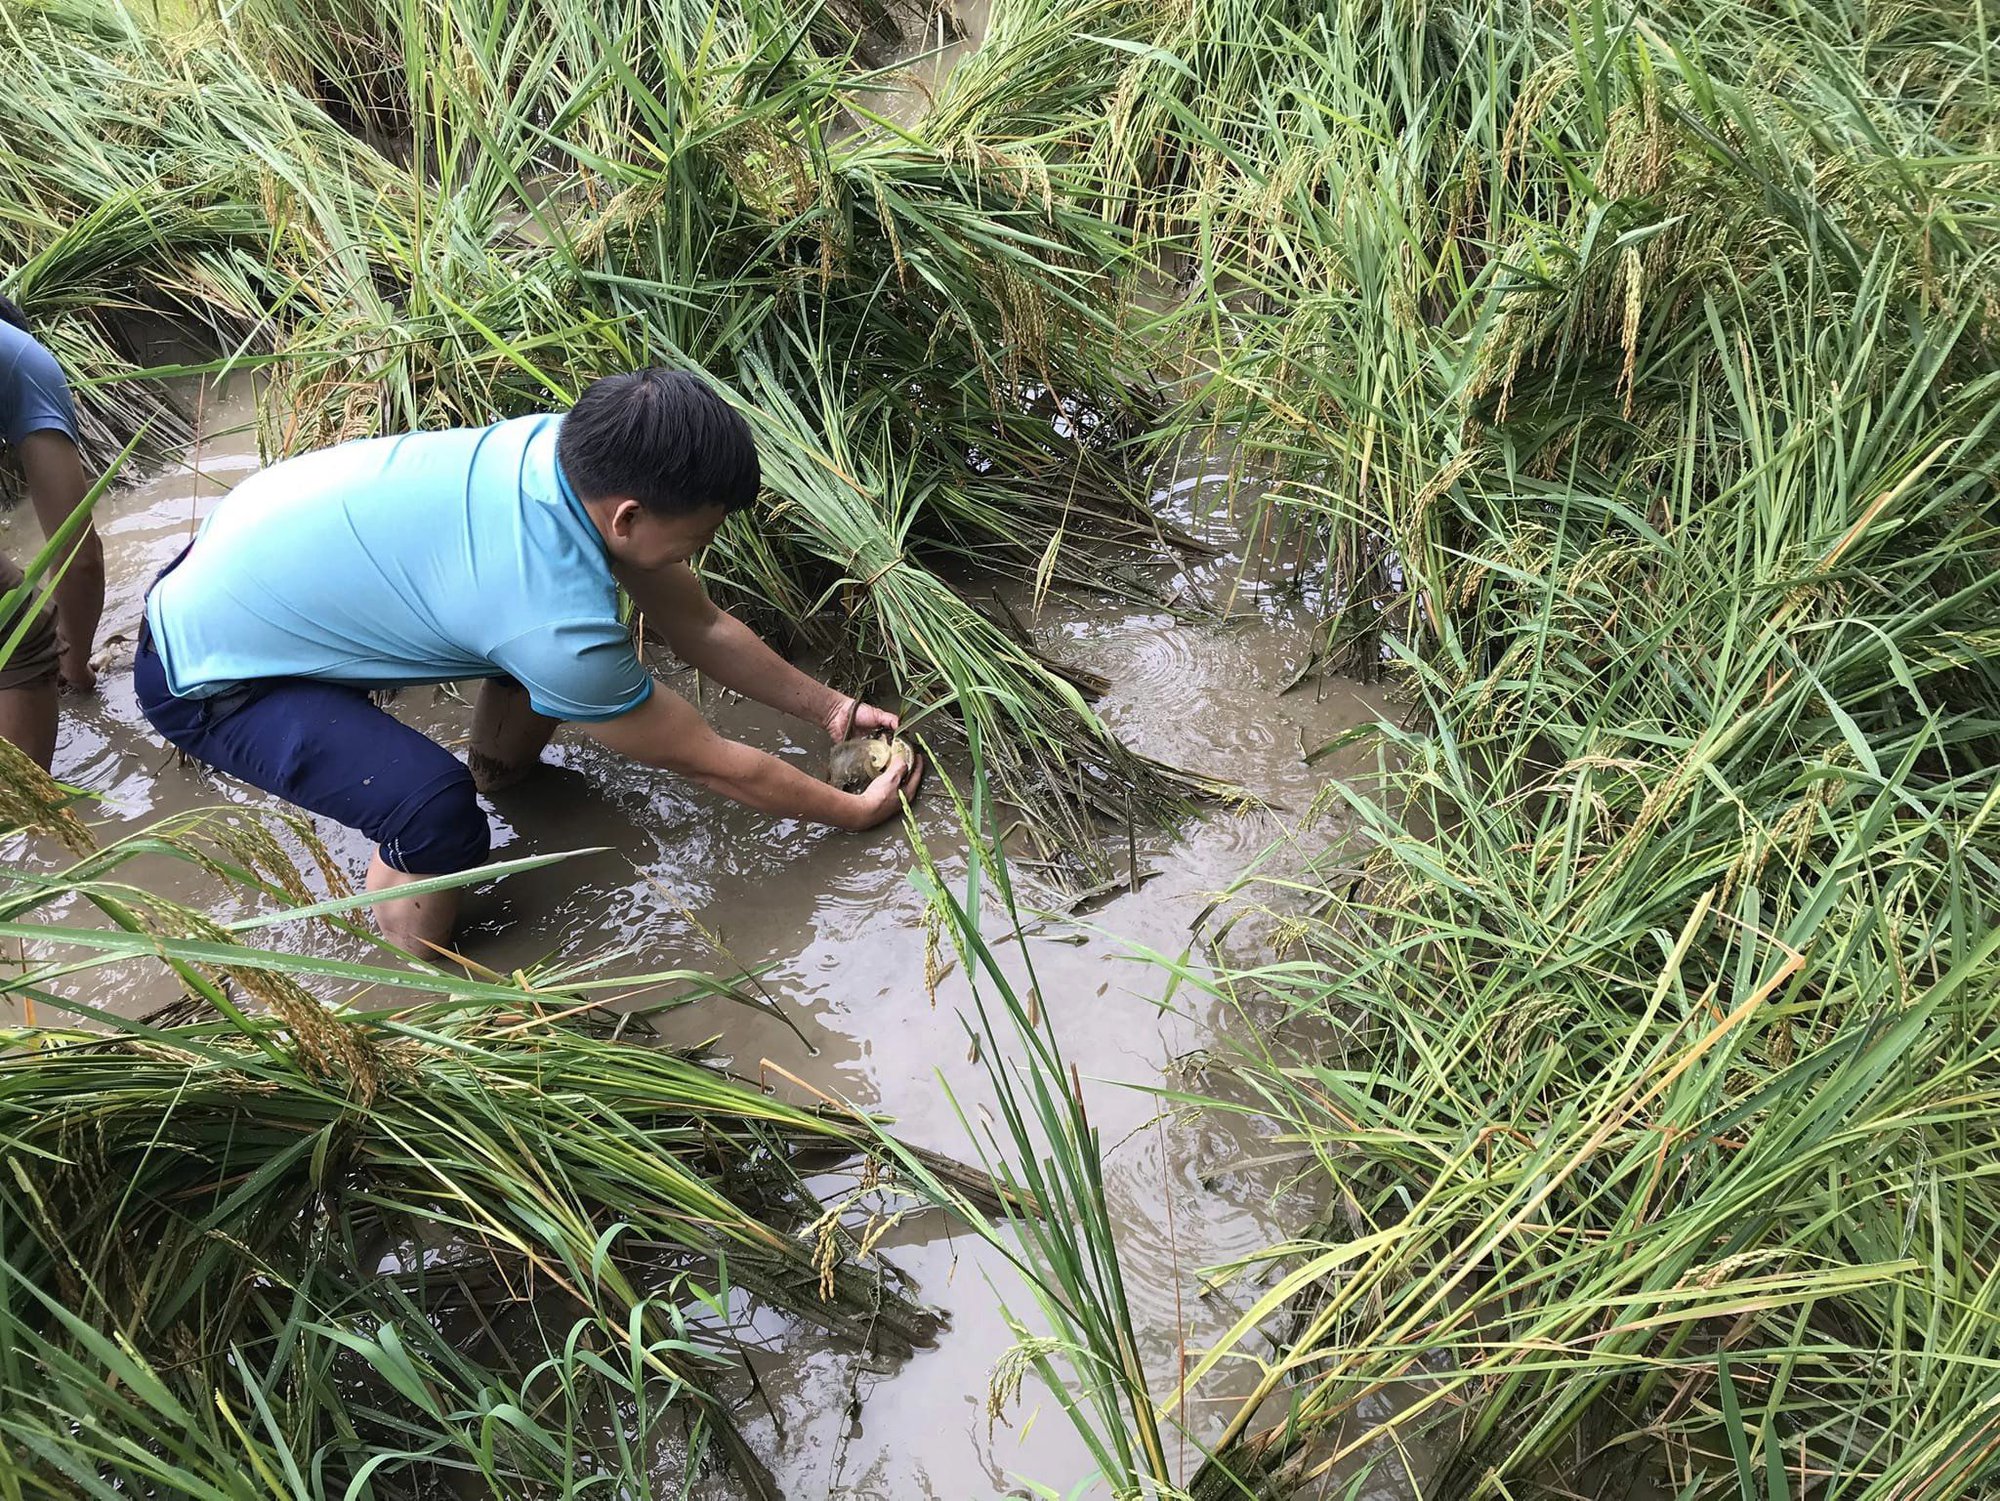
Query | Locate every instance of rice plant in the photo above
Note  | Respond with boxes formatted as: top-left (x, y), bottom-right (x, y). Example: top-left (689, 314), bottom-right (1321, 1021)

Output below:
top-left (0, 730), bottom-right (952, 1496)
top-left (0, 0), bottom-right (1229, 883)
top-left (856, 0), bottom-right (2000, 1495)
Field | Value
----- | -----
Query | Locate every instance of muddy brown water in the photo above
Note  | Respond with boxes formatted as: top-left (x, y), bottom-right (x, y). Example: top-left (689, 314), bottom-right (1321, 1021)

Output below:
top-left (5, 378), bottom-right (1429, 1499)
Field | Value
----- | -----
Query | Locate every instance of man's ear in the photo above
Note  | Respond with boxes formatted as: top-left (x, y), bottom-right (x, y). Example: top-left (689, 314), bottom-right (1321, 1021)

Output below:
top-left (608, 497), bottom-right (643, 538)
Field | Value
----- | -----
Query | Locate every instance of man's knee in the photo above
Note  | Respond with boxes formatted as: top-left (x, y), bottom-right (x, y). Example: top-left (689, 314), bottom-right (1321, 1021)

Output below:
top-left (378, 772), bottom-right (489, 874)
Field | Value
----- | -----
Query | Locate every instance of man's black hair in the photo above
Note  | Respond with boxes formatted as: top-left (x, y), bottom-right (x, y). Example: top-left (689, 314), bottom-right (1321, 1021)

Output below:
top-left (0, 293), bottom-right (30, 334)
top-left (557, 368), bottom-right (760, 515)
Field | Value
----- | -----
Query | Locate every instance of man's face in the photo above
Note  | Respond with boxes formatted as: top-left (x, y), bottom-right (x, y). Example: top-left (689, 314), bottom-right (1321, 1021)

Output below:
top-left (603, 500), bottom-right (731, 572)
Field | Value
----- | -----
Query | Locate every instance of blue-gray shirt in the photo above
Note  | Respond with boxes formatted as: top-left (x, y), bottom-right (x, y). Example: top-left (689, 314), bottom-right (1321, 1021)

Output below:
top-left (146, 415), bottom-right (654, 723)
top-left (0, 320), bottom-right (81, 446)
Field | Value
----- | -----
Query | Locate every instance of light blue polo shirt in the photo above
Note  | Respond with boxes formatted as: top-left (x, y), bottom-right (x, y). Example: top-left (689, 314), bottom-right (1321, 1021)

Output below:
top-left (146, 414), bottom-right (653, 723)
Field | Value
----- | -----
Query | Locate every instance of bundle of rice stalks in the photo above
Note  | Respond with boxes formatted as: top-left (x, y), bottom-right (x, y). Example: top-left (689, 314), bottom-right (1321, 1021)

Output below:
top-left (877, 0), bottom-right (2000, 1493)
top-left (0, 764), bottom-right (952, 1497)
top-left (0, 0), bottom-right (413, 453)
top-left (0, 1001), bottom-right (945, 1496)
top-left (3, 0), bottom-right (1230, 877)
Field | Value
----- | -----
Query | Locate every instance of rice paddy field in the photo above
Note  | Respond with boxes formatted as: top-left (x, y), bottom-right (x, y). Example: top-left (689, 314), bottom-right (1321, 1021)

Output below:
top-left (2, 0), bottom-right (1999, 1495)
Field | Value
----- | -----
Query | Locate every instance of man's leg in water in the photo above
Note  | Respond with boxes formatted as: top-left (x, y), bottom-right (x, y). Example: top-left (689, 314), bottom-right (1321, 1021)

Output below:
top-left (133, 635), bottom-right (490, 958)
top-left (16, 430), bottom-right (103, 692)
top-left (0, 680), bottom-right (57, 769)
top-left (469, 676), bottom-right (560, 793)
top-left (0, 552), bottom-right (65, 768)
top-left (363, 852), bottom-right (465, 955)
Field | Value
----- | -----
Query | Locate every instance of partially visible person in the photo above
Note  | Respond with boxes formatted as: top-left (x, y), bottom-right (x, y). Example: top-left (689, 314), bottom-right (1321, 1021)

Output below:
top-left (136, 368), bottom-right (923, 957)
top-left (0, 293), bottom-right (105, 770)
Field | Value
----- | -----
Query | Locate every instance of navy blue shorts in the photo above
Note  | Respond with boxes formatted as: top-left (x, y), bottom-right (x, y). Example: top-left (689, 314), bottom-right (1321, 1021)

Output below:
top-left (133, 628), bottom-right (490, 875)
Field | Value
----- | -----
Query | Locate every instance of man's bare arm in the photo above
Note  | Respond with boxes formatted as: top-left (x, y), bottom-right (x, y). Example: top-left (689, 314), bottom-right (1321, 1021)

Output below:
top-left (584, 681), bottom-right (920, 830)
top-left (615, 562), bottom-right (896, 740)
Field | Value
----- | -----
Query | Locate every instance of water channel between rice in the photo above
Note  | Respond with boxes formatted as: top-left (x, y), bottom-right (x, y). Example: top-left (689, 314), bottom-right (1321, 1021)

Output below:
top-left (6, 380), bottom-right (1419, 1498)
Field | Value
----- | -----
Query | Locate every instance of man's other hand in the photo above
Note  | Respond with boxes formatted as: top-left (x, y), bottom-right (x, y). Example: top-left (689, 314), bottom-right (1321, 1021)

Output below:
top-left (58, 646), bottom-right (96, 695)
top-left (826, 694), bottom-right (900, 741)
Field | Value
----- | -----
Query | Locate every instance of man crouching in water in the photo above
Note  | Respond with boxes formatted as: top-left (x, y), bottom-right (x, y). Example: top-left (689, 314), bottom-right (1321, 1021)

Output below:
top-left (136, 368), bottom-right (922, 956)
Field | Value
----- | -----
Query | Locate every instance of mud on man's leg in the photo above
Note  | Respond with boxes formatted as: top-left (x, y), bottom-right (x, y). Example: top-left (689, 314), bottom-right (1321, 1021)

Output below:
top-left (469, 676), bottom-right (560, 793)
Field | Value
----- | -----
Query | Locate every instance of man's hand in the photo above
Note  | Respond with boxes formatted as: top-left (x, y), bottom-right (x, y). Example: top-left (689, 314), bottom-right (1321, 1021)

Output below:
top-left (57, 640), bottom-right (96, 695)
top-left (842, 743), bottom-right (923, 830)
top-left (588, 681), bottom-right (923, 832)
top-left (826, 694), bottom-right (900, 743)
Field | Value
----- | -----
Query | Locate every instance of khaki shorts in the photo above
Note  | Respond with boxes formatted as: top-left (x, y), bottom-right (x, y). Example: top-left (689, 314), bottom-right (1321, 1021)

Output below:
top-left (0, 552), bottom-right (61, 691)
